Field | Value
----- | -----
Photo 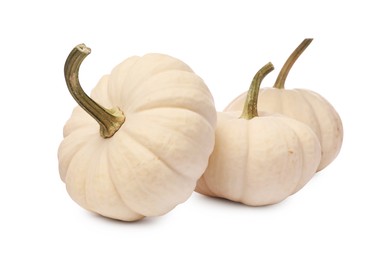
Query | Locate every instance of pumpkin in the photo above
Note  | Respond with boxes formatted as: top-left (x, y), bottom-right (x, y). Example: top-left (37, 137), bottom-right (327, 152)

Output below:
top-left (195, 63), bottom-right (321, 206)
top-left (225, 39), bottom-right (343, 171)
top-left (58, 44), bottom-right (217, 221)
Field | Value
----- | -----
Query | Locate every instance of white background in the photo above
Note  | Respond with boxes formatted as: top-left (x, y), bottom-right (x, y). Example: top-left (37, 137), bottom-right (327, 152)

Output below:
top-left (1, 0), bottom-right (387, 259)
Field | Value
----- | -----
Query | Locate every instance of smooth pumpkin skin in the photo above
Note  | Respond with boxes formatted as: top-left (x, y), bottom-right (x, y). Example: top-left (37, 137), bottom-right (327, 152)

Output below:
top-left (58, 54), bottom-right (217, 221)
top-left (195, 111), bottom-right (321, 206)
top-left (225, 88), bottom-right (343, 172)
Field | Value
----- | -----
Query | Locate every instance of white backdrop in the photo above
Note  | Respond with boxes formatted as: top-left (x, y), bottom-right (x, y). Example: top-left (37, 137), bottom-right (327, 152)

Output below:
top-left (1, 0), bottom-right (387, 259)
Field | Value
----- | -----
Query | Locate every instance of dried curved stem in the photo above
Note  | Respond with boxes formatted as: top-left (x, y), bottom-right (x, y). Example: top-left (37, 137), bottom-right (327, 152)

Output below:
top-left (240, 62), bottom-right (274, 120)
top-left (64, 44), bottom-right (125, 138)
top-left (274, 38), bottom-right (313, 89)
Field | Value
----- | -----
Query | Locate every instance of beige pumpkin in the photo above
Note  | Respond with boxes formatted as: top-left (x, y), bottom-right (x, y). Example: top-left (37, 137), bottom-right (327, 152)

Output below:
top-left (225, 39), bottom-right (343, 171)
top-left (195, 63), bottom-right (321, 206)
top-left (58, 44), bottom-right (217, 221)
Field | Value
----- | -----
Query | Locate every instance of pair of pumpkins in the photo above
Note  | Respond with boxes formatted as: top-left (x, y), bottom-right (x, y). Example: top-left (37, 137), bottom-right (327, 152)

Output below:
top-left (58, 39), bottom-right (343, 221)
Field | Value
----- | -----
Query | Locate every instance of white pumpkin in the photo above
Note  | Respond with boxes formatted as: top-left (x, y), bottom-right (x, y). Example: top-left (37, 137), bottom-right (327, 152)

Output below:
top-left (196, 63), bottom-right (321, 206)
top-left (225, 39), bottom-right (343, 171)
top-left (58, 44), bottom-right (217, 221)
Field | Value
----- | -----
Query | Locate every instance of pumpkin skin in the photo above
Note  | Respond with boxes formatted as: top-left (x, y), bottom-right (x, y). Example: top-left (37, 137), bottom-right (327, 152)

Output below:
top-left (225, 88), bottom-right (343, 172)
top-left (225, 39), bottom-right (343, 172)
top-left (58, 50), bottom-right (217, 221)
top-left (195, 63), bottom-right (321, 206)
top-left (195, 111), bottom-right (321, 206)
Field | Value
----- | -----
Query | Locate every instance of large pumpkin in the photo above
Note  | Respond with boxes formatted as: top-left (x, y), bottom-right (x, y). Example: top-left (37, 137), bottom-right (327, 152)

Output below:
top-left (58, 44), bottom-right (217, 221)
top-left (225, 39), bottom-right (343, 171)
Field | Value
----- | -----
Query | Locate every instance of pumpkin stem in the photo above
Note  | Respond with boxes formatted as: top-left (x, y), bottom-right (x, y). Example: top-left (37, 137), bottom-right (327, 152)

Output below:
top-left (240, 62), bottom-right (274, 120)
top-left (274, 38), bottom-right (313, 89)
top-left (64, 44), bottom-right (125, 138)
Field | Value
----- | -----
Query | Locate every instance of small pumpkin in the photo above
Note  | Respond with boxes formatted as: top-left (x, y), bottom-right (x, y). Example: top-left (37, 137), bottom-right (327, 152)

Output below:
top-left (225, 39), bottom-right (343, 171)
top-left (58, 44), bottom-right (217, 221)
top-left (195, 63), bottom-right (321, 206)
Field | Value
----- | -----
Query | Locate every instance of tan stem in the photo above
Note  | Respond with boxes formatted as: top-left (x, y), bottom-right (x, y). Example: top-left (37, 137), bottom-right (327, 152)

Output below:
top-left (64, 44), bottom-right (125, 138)
top-left (274, 38), bottom-right (313, 89)
top-left (240, 62), bottom-right (274, 120)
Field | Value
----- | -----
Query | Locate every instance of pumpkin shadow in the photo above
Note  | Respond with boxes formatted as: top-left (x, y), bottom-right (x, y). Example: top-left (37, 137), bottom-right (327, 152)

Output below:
top-left (86, 211), bottom-right (164, 226)
top-left (193, 192), bottom-right (290, 211)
